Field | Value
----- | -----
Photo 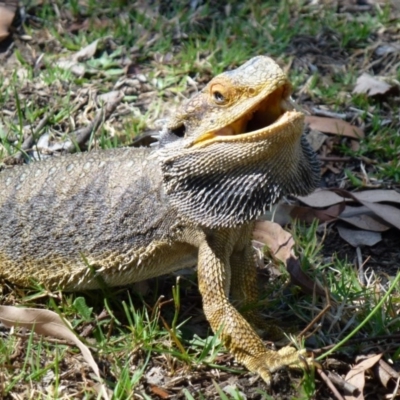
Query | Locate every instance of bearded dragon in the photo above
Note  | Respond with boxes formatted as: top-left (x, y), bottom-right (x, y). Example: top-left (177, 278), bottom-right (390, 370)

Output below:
top-left (0, 56), bottom-right (320, 383)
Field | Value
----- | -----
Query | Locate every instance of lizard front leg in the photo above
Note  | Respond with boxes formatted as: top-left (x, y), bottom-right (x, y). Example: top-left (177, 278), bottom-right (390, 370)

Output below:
top-left (230, 242), bottom-right (286, 341)
top-left (198, 233), bottom-right (307, 384)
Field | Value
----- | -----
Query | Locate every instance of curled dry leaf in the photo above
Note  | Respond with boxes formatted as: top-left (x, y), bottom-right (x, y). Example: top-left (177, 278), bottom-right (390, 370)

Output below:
top-left (73, 39), bottom-right (100, 62)
top-left (375, 359), bottom-right (400, 388)
top-left (55, 39), bottom-right (100, 77)
top-left (253, 220), bottom-right (294, 263)
top-left (0, 305), bottom-right (110, 400)
top-left (253, 220), bottom-right (325, 296)
top-left (344, 354), bottom-right (383, 400)
top-left (286, 256), bottom-right (326, 297)
top-left (150, 386), bottom-right (170, 399)
top-left (353, 73), bottom-right (397, 97)
top-left (305, 116), bottom-right (364, 139)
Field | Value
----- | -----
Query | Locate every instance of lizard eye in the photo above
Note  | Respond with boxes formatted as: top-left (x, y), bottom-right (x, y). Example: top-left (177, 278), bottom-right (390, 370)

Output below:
top-left (213, 91), bottom-right (225, 103)
top-left (211, 83), bottom-right (228, 105)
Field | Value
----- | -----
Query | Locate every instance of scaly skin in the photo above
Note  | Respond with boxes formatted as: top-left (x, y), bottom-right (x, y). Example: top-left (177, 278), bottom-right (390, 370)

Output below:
top-left (0, 56), bottom-right (320, 383)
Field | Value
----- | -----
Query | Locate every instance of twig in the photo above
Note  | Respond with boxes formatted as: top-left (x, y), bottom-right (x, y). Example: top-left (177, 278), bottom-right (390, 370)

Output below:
top-left (390, 377), bottom-right (400, 399)
top-left (311, 108), bottom-right (347, 119)
top-left (327, 371), bottom-right (358, 395)
top-left (14, 112), bottom-right (51, 160)
top-left (318, 156), bottom-right (352, 162)
top-left (317, 368), bottom-right (346, 400)
top-left (298, 285), bottom-right (332, 338)
top-left (62, 91), bottom-right (124, 153)
top-left (356, 247), bottom-right (365, 286)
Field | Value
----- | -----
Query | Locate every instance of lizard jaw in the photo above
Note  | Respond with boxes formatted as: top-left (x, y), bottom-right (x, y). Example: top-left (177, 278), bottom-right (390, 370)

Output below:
top-left (192, 85), bottom-right (304, 146)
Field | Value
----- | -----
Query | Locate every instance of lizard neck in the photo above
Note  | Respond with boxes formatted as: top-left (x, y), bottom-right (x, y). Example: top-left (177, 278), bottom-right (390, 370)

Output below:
top-left (157, 132), bottom-right (320, 229)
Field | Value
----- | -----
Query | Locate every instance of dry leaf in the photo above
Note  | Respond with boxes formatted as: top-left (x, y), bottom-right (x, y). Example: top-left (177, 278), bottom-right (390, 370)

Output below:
top-left (253, 220), bottom-right (294, 263)
top-left (352, 190), bottom-right (400, 204)
top-left (298, 189), bottom-right (346, 208)
top-left (334, 189), bottom-right (400, 231)
top-left (339, 205), bottom-right (391, 232)
top-left (305, 116), bottom-right (364, 139)
top-left (358, 201), bottom-right (400, 231)
top-left (290, 203), bottom-right (344, 223)
top-left (0, 0), bottom-right (17, 42)
top-left (150, 386), bottom-right (170, 399)
top-left (375, 359), bottom-right (400, 388)
top-left (375, 43), bottom-right (400, 56)
top-left (73, 39), bottom-right (100, 62)
top-left (337, 224), bottom-right (382, 247)
top-left (299, 189), bottom-right (400, 231)
top-left (55, 39), bottom-right (100, 77)
top-left (55, 59), bottom-right (86, 76)
top-left (344, 354), bottom-right (383, 400)
top-left (353, 73), bottom-right (396, 97)
top-left (306, 129), bottom-right (328, 152)
top-left (0, 305), bottom-right (110, 400)
top-left (286, 256), bottom-right (326, 296)
top-left (97, 90), bottom-right (123, 105)
top-left (253, 221), bottom-right (325, 296)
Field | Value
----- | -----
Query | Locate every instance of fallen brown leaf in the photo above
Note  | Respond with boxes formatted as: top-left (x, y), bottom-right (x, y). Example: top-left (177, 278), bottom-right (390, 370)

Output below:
top-left (337, 223), bottom-right (382, 247)
top-left (0, 305), bottom-right (110, 400)
top-left (344, 354), bottom-right (383, 400)
top-left (353, 73), bottom-right (397, 97)
top-left (290, 203), bottom-right (344, 223)
top-left (151, 386), bottom-right (170, 399)
top-left (300, 189), bottom-right (400, 207)
top-left (339, 205), bottom-right (391, 232)
top-left (306, 129), bottom-right (328, 152)
top-left (73, 39), bottom-right (100, 62)
top-left (305, 116), bottom-right (364, 139)
top-left (334, 189), bottom-right (400, 231)
top-left (253, 220), bottom-right (294, 263)
top-left (0, 0), bottom-right (17, 42)
top-left (286, 256), bottom-right (326, 297)
top-left (298, 189), bottom-right (346, 208)
top-left (299, 189), bottom-right (400, 231)
top-left (375, 359), bottom-right (400, 388)
top-left (352, 190), bottom-right (400, 204)
top-left (358, 201), bottom-right (400, 231)
top-left (253, 221), bottom-right (325, 296)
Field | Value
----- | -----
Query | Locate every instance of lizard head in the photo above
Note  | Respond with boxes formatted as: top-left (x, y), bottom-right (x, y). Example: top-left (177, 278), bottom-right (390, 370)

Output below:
top-left (157, 56), bottom-right (320, 228)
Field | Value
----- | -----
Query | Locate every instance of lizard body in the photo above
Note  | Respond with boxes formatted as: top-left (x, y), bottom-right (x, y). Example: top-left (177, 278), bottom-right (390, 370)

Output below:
top-left (0, 56), bottom-right (320, 383)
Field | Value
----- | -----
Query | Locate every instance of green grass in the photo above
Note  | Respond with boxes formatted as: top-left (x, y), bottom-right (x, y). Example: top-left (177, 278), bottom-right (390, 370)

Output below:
top-left (1, 1), bottom-right (400, 398)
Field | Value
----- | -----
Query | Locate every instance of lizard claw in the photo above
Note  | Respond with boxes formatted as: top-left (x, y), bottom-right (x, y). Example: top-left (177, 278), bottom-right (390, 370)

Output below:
top-left (254, 346), bottom-right (313, 385)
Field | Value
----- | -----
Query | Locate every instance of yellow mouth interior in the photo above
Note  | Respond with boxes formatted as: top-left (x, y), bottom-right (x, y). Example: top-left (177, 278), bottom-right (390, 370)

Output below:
top-left (192, 84), bottom-right (301, 146)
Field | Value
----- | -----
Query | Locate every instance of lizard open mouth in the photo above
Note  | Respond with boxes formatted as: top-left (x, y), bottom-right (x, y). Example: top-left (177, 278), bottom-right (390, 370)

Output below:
top-left (193, 84), bottom-right (304, 146)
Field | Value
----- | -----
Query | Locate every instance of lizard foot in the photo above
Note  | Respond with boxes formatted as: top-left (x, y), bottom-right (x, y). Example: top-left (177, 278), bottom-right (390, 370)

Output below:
top-left (253, 346), bottom-right (312, 385)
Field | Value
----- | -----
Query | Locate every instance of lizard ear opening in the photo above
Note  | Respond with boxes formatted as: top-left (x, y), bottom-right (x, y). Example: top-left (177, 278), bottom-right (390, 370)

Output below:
top-left (170, 124), bottom-right (186, 138)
